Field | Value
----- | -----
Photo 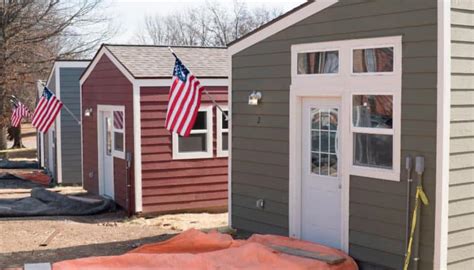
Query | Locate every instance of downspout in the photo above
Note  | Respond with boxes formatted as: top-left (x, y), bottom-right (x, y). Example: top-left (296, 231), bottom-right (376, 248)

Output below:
top-left (412, 156), bottom-right (426, 270)
top-left (404, 156), bottom-right (413, 260)
top-left (125, 151), bottom-right (132, 216)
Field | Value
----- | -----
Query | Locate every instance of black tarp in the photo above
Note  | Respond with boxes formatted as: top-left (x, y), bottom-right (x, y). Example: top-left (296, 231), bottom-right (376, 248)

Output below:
top-left (0, 188), bottom-right (114, 217)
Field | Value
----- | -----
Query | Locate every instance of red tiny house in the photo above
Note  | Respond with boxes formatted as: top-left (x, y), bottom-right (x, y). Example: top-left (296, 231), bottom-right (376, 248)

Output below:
top-left (80, 44), bottom-right (228, 215)
top-left (140, 86), bottom-right (228, 213)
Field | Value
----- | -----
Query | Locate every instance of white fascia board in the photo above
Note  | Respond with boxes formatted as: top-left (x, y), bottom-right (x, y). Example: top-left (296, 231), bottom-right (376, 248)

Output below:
top-left (434, 0), bottom-right (450, 269)
top-left (228, 0), bottom-right (338, 56)
top-left (80, 47), bottom-right (135, 86)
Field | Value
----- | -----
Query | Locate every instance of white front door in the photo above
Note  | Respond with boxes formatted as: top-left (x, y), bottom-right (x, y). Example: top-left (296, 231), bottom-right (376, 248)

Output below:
top-left (301, 98), bottom-right (342, 249)
top-left (99, 110), bottom-right (114, 199)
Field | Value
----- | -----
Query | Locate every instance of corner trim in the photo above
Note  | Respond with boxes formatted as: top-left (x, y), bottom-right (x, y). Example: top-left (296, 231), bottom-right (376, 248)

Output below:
top-left (434, 1), bottom-right (450, 269)
top-left (132, 83), bottom-right (143, 213)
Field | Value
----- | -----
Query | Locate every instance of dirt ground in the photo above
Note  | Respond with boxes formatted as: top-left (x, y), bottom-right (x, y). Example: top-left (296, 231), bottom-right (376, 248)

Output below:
top-left (0, 175), bottom-right (228, 268)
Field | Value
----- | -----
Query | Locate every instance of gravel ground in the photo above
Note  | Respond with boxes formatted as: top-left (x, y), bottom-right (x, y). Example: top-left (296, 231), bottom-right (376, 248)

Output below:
top-left (0, 212), bottom-right (228, 268)
top-left (0, 175), bottom-right (228, 268)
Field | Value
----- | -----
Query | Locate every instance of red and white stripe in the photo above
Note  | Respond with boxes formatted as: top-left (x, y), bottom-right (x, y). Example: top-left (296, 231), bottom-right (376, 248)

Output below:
top-left (114, 111), bottom-right (124, 129)
top-left (11, 102), bottom-right (31, 127)
top-left (165, 74), bottom-right (204, 137)
top-left (32, 90), bottom-right (63, 133)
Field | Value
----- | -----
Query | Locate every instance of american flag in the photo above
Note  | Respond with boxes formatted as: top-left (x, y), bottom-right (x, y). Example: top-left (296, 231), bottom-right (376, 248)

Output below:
top-left (32, 87), bottom-right (63, 133)
top-left (11, 101), bottom-right (31, 128)
top-left (165, 56), bottom-right (204, 137)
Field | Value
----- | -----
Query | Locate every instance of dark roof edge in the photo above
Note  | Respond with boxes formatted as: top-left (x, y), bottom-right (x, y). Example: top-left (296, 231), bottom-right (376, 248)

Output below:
top-left (104, 44), bottom-right (227, 50)
top-left (55, 59), bottom-right (91, 62)
top-left (227, 0), bottom-right (313, 47)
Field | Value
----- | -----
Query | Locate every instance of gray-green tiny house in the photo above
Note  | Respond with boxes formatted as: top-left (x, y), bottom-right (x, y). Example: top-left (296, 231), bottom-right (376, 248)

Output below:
top-left (38, 60), bottom-right (90, 185)
top-left (227, 1), bottom-right (473, 269)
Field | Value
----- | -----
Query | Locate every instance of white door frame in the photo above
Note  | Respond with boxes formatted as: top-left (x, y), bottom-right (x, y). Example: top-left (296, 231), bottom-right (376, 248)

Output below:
top-left (289, 89), bottom-right (350, 252)
top-left (97, 105), bottom-right (122, 198)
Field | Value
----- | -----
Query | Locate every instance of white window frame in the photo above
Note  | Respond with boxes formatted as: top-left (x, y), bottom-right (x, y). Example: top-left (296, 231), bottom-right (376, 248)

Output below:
top-left (290, 35), bottom-right (402, 182)
top-left (351, 44), bottom-right (396, 76)
top-left (172, 106), bottom-right (213, 160)
top-left (112, 107), bottom-right (126, 159)
top-left (217, 106), bottom-right (229, 157)
top-left (296, 48), bottom-right (341, 77)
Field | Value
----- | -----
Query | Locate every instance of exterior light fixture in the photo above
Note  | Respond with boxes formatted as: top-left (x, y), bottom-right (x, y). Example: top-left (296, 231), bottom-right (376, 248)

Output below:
top-left (84, 108), bottom-right (93, 117)
top-left (248, 91), bottom-right (262, 106)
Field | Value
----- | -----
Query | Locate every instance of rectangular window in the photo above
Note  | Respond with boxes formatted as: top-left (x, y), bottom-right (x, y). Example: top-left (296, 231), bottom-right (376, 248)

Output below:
top-left (297, 51), bottom-right (339, 74)
top-left (112, 110), bottom-right (125, 159)
top-left (353, 47), bottom-right (394, 73)
top-left (217, 107), bottom-right (229, 157)
top-left (173, 107), bottom-right (213, 159)
top-left (352, 94), bottom-right (394, 170)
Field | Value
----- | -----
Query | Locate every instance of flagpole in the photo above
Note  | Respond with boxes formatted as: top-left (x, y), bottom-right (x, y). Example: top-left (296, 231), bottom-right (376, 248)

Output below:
top-left (40, 82), bottom-right (81, 125)
top-left (168, 46), bottom-right (229, 121)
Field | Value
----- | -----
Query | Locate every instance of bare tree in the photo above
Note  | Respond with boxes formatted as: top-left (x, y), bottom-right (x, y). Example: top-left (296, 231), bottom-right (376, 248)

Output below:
top-left (134, 0), bottom-right (282, 47)
top-left (0, 0), bottom-right (115, 150)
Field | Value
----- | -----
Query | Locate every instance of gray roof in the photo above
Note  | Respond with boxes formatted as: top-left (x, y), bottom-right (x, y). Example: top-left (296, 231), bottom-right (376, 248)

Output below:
top-left (105, 45), bottom-right (228, 78)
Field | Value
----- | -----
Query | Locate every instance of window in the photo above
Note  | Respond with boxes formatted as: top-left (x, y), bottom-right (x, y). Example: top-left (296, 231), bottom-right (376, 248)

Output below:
top-left (291, 35), bottom-right (401, 182)
top-left (172, 106), bottom-right (213, 159)
top-left (217, 107), bottom-right (229, 157)
top-left (353, 47), bottom-right (394, 73)
top-left (297, 50), bottom-right (339, 74)
top-left (352, 95), bottom-right (394, 170)
top-left (112, 110), bottom-right (125, 159)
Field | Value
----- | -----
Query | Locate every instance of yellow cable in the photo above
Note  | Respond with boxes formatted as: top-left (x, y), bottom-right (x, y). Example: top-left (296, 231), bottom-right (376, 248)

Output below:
top-left (403, 186), bottom-right (429, 270)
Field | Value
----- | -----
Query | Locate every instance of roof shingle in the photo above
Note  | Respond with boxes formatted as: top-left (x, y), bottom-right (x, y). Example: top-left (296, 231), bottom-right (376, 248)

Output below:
top-left (105, 45), bottom-right (228, 78)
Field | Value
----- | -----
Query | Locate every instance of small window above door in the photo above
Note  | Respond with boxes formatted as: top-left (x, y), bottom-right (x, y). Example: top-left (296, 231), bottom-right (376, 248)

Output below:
top-left (353, 47), bottom-right (394, 73)
top-left (297, 50), bottom-right (339, 74)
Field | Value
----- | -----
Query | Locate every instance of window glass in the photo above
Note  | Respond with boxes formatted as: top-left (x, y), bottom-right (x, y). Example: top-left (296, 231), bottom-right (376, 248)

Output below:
top-left (353, 47), bottom-right (393, 73)
top-left (354, 133), bottom-right (393, 169)
top-left (311, 108), bottom-right (338, 177)
top-left (353, 95), bottom-right (393, 129)
top-left (114, 132), bottom-right (124, 152)
top-left (222, 110), bottom-right (229, 129)
top-left (192, 111), bottom-right (207, 130)
top-left (298, 51), bottom-right (339, 74)
top-left (105, 117), bottom-right (112, 156)
top-left (222, 132), bottom-right (228, 151)
top-left (113, 111), bottom-right (124, 130)
top-left (178, 134), bottom-right (207, 152)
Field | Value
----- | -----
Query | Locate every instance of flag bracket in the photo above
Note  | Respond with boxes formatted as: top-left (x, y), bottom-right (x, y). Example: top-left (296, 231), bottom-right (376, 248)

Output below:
top-left (40, 82), bottom-right (81, 125)
top-left (168, 46), bottom-right (230, 121)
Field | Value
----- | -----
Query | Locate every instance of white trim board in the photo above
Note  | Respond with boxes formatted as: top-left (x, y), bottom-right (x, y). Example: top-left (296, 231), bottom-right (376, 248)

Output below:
top-left (55, 67), bottom-right (62, 184)
top-left (132, 83), bottom-right (143, 213)
top-left (228, 0), bottom-right (338, 56)
top-left (434, 0), bottom-right (450, 269)
top-left (227, 54), bottom-right (233, 228)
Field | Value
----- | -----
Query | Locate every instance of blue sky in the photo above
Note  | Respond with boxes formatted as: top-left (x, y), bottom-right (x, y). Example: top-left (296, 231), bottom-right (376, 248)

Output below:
top-left (104, 0), bottom-right (305, 43)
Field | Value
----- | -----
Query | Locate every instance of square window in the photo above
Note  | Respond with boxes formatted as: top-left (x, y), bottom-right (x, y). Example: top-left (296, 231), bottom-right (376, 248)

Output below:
top-left (114, 132), bottom-right (124, 152)
top-left (222, 132), bottom-right (228, 151)
top-left (353, 95), bottom-right (393, 129)
top-left (354, 133), bottom-right (393, 169)
top-left (178, 133), bottom-right (207, 152)
top-left (353, 47), bottom-right (393, 73)
top-left (297, 51), bottom-right (339, 74)
top-left (192, 111), bottom-right (207, 130)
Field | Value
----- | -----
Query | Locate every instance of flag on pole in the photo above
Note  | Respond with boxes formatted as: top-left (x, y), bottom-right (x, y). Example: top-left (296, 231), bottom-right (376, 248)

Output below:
top-left (32, 87), bottom-right (63, 133)
top-left (165, 56), bottom-right (205, 137)
top-left (11, 101), bottom-right (31, 127)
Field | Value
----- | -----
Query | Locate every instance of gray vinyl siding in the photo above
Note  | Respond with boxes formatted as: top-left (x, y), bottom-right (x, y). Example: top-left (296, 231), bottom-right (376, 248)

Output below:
top-left (448, 1), bottom-right (474, 269)
top-left (58, 67), bottom-right (84, 185)
top-left (231, 0), bottom-right (438, 269)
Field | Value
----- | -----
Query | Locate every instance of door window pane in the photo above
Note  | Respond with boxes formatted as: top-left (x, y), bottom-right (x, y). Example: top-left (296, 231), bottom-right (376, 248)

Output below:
top-left (105, 117), bottom-right (112, 156)
top-left (311, 107), bottom-right (338, 177)
top-left (353, 95), bottom-right (393, 129)
top-left (114, 132), bottom-right (124, 152)
top-left (298, 51), bottom-right (339, 74)
top-left (353, 47), bottom-right (394, 73)
top-left (354, 133), bottom-right (393, 169)
top-left (222, 110), bottom-right (229, 129)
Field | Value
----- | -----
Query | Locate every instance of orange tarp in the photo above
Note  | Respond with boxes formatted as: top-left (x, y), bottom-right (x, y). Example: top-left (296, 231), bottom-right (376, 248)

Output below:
top-left (53, 229), bottom-right (358, 270)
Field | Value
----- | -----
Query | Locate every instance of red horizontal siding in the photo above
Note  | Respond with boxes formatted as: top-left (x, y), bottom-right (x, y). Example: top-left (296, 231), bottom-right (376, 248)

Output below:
top-left (140, 86), bottom-right (228, 214)
top-left (82, 54), bottom-right (134, 212)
